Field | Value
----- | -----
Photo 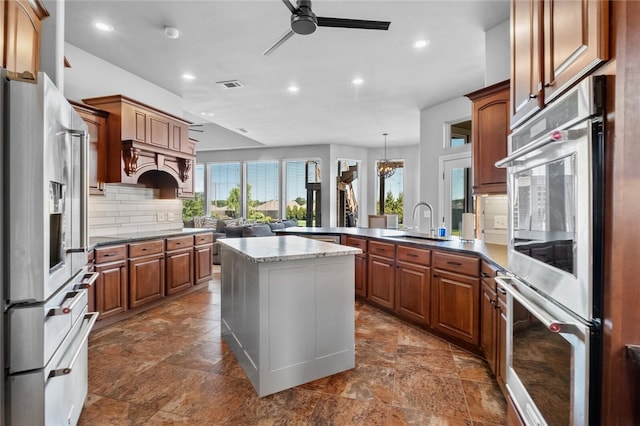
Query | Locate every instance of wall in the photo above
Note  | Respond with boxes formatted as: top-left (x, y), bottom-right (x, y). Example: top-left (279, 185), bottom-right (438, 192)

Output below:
top-left (88, 185), bottom-right (183, 237)
top-left (419, 96), bottom-right (472, 230)
top-left (481, 195), bottom-right (508, 244)
top-left (485, 20), bottom-right (510, 86)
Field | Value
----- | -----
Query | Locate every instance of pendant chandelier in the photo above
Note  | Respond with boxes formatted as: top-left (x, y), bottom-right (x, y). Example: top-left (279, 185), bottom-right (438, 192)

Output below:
top-left (376, 133), bottom-right (395, 179)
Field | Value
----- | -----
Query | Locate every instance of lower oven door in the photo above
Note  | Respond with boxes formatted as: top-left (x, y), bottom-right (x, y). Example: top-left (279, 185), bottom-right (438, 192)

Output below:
top-left (497, 276), bottom-right (596, 426)
top-left (7, 311), bottom-right (98, 426)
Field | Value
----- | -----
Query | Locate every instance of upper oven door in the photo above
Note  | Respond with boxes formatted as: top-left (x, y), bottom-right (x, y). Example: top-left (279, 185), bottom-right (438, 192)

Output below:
top-left (504, 117), bottom-right (596, 321)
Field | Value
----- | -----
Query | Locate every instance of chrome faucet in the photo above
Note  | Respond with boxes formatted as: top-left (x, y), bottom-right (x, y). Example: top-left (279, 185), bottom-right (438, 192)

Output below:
top-left (411, 201), bottom-right (435, 236)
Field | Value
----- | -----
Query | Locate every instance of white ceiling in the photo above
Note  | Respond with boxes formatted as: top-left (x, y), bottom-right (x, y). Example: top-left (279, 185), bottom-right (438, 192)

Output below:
top-left (64, 0), bottom-right (510, 151)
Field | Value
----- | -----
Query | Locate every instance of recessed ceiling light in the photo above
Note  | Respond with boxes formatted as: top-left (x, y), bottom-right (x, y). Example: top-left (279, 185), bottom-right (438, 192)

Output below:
top-left (352, 77), bottom-right (365, 86)
top-left (94, 22), bottom-right (114, 32)
top-left (413, 39), bottom-right (430, 49)
top-left (164, 26), bottom-right (180, 39)
top-left (182, 73), bottom-right (196, 81)
top-left (200, 112), bottom-right (215, 117)
top-left (287, 85), bottom-right (299, 93)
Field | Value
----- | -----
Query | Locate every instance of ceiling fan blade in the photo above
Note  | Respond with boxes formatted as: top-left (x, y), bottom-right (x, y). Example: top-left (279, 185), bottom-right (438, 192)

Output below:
top-left (281, 0), bottom-right (297, 14)
top-left (262, 29), bottom-right (295, 56)
top-left (316, 17), bottom-right (391, 31)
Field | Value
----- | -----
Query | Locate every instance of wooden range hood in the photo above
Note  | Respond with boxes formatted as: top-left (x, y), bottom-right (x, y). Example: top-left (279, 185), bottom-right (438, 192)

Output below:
top-left (83, 95), bottom-right (196, 199)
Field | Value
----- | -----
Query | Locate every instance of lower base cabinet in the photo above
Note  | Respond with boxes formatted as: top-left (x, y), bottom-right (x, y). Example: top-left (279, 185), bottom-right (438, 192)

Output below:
top-left (431, 269), bottom-right (480, 346)
top-left (396, 260), bottom-right (431, 325)
top-left (367, 254), bottom-right (395, 310)
top-left (129, 253), bottom-right (165, 309)
top-left (94, 260), bottom-right (127, 319)
top-left (194, 244), bottom-right (213, 285)
top-left (166, 248), bottom-right (194, 295)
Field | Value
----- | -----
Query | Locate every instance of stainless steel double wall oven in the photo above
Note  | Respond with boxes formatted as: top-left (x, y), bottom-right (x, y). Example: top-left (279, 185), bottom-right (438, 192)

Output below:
top-left (496, 76), bottom-right (605, 425)
top-left (3, 71), bottom-right (98, 425)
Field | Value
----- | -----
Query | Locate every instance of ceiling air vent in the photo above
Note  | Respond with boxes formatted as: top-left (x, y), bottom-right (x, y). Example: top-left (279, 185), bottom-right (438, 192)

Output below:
top-left (216, 80), bottom-right (244, 89)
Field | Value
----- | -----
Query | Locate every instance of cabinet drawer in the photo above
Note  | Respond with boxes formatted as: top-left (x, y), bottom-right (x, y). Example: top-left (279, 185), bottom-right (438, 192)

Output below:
top-left (194, 233), bottom-right (213, 245)
top-left (481, 261), bottom-right (499, 279)
top-left (397, 245), bottom-right (431, 265)
top-left (345, 236), bottom-right (367, 252)
top-left (95, 245), bottom-right (127, 263)
top-left (433, 251), bottom-right (480, 276)
top-left (166, 236), bottom-right (194, 251)
top-left (368, 240), bottom-right (395, 259)
top-left (129, 240), bottom-right (164, 258)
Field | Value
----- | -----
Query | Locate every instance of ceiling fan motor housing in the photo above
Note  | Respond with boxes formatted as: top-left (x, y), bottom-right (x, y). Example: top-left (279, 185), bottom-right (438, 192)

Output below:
top-left (291, 7), bottom-right (317, 35)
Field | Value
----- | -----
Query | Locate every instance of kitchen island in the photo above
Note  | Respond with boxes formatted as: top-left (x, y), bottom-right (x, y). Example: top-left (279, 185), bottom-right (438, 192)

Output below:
top-left (218, 235), bottom-right (361, 397)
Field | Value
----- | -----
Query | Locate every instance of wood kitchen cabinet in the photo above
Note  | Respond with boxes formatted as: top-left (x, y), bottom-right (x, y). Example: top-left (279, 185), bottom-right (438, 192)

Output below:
top-left (496, 279), bottom-right (508, 389)
top-left (431, 251), bottom-right (481, 346)
top-left (2, 0), bottom-right (49, 82)
top-left (344, 236), bottom-right (368, 298)
top-left (193, 232), bottom-right (214, 285)
top-left (395, 245), bottom-right (431, 325)
top-left (480, 261), bottom-right (500, 378)
top-left (466, 80), bottom-right (510, 194)
top-left (367, 240), bottom-right (395, 310)
top-left (165, 236), bottom-right (194, 295)
top-left (94, 245), bottom-right (128, 320)
top-left (71, 101), bottom-right (109, 195)
top-left (128, 239), bottom-right (165, 309)
top-left (510, 0), bottom-right (609, 128)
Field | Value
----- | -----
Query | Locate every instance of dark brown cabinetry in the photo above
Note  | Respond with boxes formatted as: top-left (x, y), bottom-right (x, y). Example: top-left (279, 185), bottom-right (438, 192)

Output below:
top-left (431, 251), bottom-right (481, 346)
top-left (2, 0), bottom-right (49, 82)
top-left (480, 261), bottom-right (501, 381)
top-left (367, 240), bottom-right (396, 310)
top-left (466, 80), bottom-right (510, 194)
top-left (71, 101), bottom-right (109, 194)
top-left (165, 236), bottom-right (194, 295)
top-left (395, 245), bottom-right (431, 325)
top-left (128, 240), bottom-right (165, 309)
top-left (345, 236), bottom-right (368, 298)
top-left (94, 245), bottom-right (128, 320)
top-left (194, 233), bottom-right (214, 285)
top-left (510, 0), bottom-right (609, 127)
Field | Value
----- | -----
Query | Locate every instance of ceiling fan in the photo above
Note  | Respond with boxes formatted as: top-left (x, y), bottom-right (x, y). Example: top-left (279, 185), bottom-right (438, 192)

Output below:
top-left (263, 0), bottom-right (391, 56)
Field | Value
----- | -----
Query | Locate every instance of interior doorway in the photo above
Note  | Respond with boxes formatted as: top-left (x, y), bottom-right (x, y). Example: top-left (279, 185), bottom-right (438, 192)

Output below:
top-left (439, 152), bottom-right (472, 236)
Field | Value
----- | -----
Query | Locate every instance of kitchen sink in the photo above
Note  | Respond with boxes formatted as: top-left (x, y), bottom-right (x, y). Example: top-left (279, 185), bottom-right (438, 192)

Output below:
top-left (388, 231), bottom-right (452, 242)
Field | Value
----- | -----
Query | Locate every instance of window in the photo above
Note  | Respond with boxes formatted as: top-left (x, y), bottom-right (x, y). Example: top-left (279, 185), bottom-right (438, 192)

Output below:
top-left (337, 159), bottom-right (359, 227)
top-left (182, 163), bottom-right (205, 221)
top-left (445, 119), bottom-right (472, 148)
top-left (375, 160), bottom-right (404, 225)
top-left (440, 153), bottom-right (473, 236)
top-left (209, 162), bottom-right (241, 218)
top-left (246, 161), bottom-right (280, 222)
top-left (285, 160), bottom-right (321, 226)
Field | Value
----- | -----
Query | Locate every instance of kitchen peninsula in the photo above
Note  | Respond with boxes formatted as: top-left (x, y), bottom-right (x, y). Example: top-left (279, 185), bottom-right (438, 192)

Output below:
top-left (218, 235), bottom-right (361, 397)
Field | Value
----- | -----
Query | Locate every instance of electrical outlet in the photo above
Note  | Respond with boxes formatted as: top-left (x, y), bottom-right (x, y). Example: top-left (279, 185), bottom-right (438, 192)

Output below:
top-left (494, 215), bottom-right (508, 229)
top-left (167, 213), bottom-right (175, 221)
top-left (157, 212), bottom-right (166, 222)
top-left (423, 210), bottom-right (430, 218)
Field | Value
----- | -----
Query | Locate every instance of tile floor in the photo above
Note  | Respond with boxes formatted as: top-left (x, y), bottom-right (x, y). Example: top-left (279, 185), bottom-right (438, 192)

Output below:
top-left (79, 266), bottom-right (506, 425)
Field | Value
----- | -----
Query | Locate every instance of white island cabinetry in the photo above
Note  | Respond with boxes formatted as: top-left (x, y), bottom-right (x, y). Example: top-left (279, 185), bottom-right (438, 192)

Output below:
top-left (218, 236), bottom-right (361, 397)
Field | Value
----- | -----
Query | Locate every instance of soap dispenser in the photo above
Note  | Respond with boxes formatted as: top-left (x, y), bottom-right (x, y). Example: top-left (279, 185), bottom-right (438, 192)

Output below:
top-left (438, 222), bottom-right (447, 238)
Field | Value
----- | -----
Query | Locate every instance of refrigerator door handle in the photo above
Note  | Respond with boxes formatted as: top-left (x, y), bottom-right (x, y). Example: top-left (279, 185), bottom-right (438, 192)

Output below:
top-left (65, 128), bottom-right (89, 253)
top-left (48, 313), bottom-right (99, 378)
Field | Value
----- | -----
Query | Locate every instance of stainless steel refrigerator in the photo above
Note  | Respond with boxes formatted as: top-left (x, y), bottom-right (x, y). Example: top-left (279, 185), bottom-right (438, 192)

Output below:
top-left (2, 70), bottom-right (98, 425)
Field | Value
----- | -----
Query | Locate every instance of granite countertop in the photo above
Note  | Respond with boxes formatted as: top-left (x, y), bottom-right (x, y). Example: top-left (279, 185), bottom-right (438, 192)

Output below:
top-left (218, 235), bottom-right (362, 263)
top-left (89, 227), bottom-right (214, 249)
top-left (277, 226), bottom-right (508, 269)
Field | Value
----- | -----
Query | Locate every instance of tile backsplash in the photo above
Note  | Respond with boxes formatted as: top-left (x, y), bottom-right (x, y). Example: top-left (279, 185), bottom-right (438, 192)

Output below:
top-left (482, 194), bottom-right (508, 245)
top-left (89, 185), bottom-right (183, 237)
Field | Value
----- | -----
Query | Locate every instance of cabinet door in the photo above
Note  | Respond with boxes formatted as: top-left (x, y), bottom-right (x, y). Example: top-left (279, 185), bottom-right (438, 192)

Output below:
top-left (396, 261), bottom-right (431, 325)
top-left (480, 280), bottom-right (497, 374)
top-left (194, 244), bottom-right (213, 285)
top-left (94, 260), bottom-right (127, 320)
top-left (129, 254), bottom-right (165, 309)
top-left (354, 254), bottom-right (367, 298)
top-left (431, 269), bottom-right (481, 346)
top-left (74, 107), bottom-right (108, 194)
top-left (511, 0), bottom-right (542, 127)
top-left (4, 0), bottom-right (48, 82)
top-left (367, 254), bottom-right (395, 310)
top-left (497, 287), bottom-right (508, 389)
top-left (543, 0), bottom-right (608, 104)
top-left (166, 248), bottom-right (194, 295)
top-left (470, 82), bottom-right (510, 194)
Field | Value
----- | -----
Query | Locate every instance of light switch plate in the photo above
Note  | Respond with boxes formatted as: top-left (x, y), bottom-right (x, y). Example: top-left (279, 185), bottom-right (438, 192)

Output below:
top-left (157, 212), bottom-right (167, 222)
top-left (494, 215), bottom-right (507, 229)
top-left (167, 213), bottom-right (176, 221)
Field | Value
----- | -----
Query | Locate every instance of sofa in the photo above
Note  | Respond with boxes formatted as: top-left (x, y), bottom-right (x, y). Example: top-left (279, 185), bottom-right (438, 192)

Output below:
top-left (184, 216), bottom-right (298, 264)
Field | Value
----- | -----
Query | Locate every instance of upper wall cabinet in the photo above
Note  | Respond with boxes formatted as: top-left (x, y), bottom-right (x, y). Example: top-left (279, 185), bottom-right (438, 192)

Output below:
top-left (70, 101), bottom-right (110, 195)
top-left (466, 80), bottom-right (510, 195)
top-left (2, 0), bottom-right (49, 82)
top-left (83, 95), bottom-right (196, 199)
top-left (511, 0), bottom-right (609, 128)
